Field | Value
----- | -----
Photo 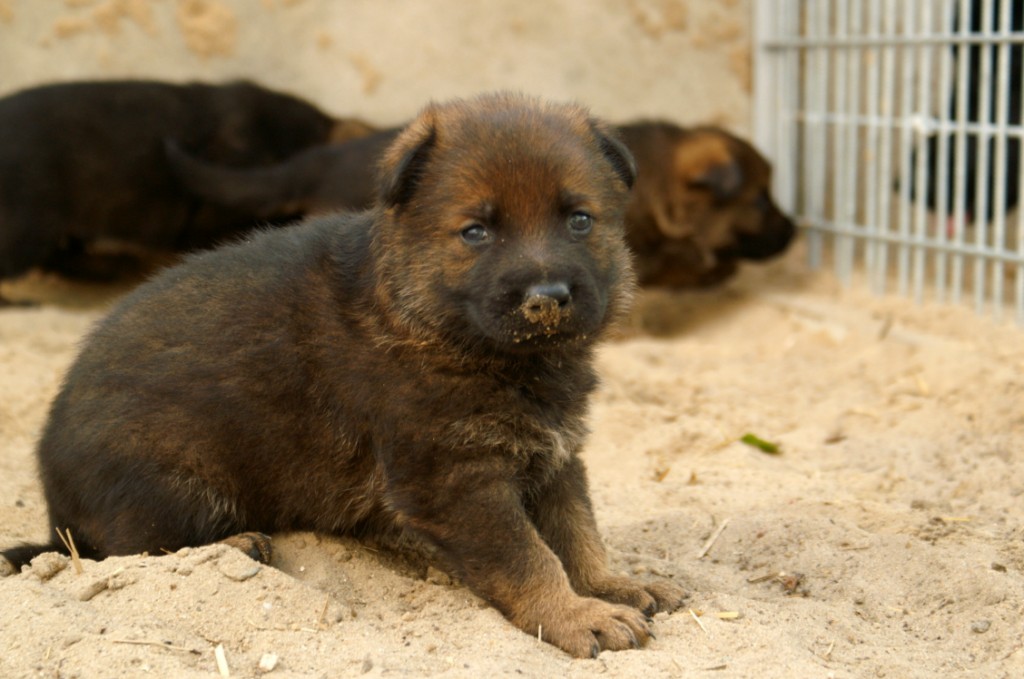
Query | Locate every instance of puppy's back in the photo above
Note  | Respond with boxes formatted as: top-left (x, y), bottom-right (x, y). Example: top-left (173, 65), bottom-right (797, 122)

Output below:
top-left (38, 214), bottom-right (375, 558)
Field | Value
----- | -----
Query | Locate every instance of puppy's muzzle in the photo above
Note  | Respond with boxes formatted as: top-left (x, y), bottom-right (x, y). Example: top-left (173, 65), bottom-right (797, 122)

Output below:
top-left (521, 281), bottom-right (572, 327)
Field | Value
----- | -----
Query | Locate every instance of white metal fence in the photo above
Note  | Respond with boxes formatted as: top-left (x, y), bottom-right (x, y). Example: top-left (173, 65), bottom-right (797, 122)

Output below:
top-left (754, 0), bottom-right (1024, 323)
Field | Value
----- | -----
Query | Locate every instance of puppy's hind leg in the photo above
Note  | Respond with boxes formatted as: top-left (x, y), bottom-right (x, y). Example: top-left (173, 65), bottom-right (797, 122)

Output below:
top-left (150, 475), bottom-right (271, 563)
top-left (40, 422), bottom-right (270, 561)
top-left (220, 532), bottom-right (273, 564)
top-left (0, 542), bottom-right (67, 574)
top-left (45, 465), bottom-right (259, 563)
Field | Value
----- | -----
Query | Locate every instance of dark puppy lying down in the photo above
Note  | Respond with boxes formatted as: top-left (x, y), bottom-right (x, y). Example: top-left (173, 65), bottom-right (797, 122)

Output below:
top-left (167, 118), bottom-right (796, 288)
top-left (2, 93), bottom-right (685, 657)
top-left (0, 79), bottom-right (342, 295)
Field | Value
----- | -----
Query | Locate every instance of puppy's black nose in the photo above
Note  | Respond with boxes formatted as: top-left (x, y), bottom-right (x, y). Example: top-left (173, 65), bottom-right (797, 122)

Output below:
top-left (523, 281), bottom-right (572, 309)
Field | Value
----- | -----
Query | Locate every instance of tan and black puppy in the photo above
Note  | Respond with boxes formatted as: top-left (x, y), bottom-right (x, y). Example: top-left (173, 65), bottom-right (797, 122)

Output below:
top-left (168, 120), bottom-right (796, 289)
top-left (2, 94), bottom-right (685, 657)
top-left (617, 122), bottom-right (797, 288)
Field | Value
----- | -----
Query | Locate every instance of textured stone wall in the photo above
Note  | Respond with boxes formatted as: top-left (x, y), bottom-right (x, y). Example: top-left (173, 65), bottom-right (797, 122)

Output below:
top-left (0, 0), bottom-right (752, 131)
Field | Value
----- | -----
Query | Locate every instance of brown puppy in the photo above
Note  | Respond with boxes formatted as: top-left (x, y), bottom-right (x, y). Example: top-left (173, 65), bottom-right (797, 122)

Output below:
top-left (617, 122), bottom-right (797, 288)
top-left (2, 94), bottom-right (685, 657)
top-left (167, 120), bottom-right (796, 288)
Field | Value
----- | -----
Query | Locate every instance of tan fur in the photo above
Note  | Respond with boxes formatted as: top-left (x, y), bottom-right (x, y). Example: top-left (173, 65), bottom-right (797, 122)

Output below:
top-left (620, 122), bottom-right (797, 288)
top-left (673, 132), bottom-right (736, 191)
top-left (327, 117), bottom-right (380, 143)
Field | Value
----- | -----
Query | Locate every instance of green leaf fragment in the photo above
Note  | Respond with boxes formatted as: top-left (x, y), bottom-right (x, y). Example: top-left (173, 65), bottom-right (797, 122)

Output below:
top-left (740, 433), bottom-right (780, 454)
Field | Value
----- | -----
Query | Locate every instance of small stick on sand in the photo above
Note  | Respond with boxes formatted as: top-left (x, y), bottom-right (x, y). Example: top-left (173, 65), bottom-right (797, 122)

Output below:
top-left (317, 594), bottom-right (330, 629)
top-left (696, 518), bottom-right (731, 559)
top-left (55, 527), bottom-right (83, 574)
top-left (110, 638), bottom-right (195, 653)
top-left (747, 571), bottom-right (780, 584)
top-left (877, 314), bottom-right (894, 340)
top-left (689, 609), bottom-right (708, 635)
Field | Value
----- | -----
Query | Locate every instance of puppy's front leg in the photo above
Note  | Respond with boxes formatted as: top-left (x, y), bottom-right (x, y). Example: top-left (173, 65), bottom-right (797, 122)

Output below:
top-left (528, 456), bottom-right (687, 616)
top-left (389, 458), bottom-right (653, 658)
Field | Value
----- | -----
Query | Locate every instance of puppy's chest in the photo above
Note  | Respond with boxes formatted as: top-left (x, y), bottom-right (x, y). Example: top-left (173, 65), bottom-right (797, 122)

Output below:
top-left (439, 381), bottom-right (589, 475)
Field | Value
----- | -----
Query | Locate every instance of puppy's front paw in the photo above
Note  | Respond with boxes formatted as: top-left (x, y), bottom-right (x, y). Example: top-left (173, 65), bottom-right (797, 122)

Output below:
top-left (536, 597), bottom-right (654, 658)
top-left (587, 575), bottom-right (687, 617)
top-left (640, 579), bottom-right (688, 613)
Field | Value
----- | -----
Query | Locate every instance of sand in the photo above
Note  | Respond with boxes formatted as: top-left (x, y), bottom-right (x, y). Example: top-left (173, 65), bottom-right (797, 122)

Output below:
top-left (1, 242), bottom-right (1023, 678)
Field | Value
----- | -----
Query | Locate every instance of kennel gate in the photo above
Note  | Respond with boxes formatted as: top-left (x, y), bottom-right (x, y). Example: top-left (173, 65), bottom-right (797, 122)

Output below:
top-left (754, 0), bottom-right (1024, 323)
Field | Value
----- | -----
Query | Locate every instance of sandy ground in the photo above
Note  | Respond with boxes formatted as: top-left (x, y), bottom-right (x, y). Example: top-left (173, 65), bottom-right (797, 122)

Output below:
top-left (1, 242), bottom-right (1023, 678)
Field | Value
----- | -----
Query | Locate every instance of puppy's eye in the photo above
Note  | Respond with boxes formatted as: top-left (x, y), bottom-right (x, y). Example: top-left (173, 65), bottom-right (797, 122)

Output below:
top-left (460, 223), bottom-right (491, 245)
top-left (567, 211), bottom-right (593, 236)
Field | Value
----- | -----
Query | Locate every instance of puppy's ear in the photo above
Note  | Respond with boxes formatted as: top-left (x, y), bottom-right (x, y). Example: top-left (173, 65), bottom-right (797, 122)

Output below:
top-left (590, 120), bottom-right (637, 189)
top-left (675, 131), bottom-right (744, 201)
top-left (689, 160), bottom-right (744, 201)
top-left (378, 109), bottom-right (438, 208)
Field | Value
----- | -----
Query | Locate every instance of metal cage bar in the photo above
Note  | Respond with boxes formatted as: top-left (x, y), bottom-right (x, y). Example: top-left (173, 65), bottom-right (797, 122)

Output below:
top-left (754, 0), bottom-right (1024, 323)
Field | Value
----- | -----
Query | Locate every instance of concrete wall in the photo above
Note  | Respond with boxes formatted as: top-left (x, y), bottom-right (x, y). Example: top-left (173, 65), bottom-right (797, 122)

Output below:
top-left (0, 0), bottom-right (753, 132)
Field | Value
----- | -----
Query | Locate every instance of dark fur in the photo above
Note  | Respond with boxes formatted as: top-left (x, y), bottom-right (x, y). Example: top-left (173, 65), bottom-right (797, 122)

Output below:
top-left (167, 121), bottom-right (796, 288)
top-left (164, 126), bottom-right (400, 218)
top-left (0, 79), bottom-right (336, 292)
top-left (2, 94), bottom-right (684, 657)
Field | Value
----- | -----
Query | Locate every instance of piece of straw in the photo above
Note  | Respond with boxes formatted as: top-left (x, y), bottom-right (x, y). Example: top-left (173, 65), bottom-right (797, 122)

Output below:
top-left (689, 609), bottom-right (708, 635)
top-left (214, 643), bottom-right (230, 678)
top-left (55, 527), bottom-right (83, 574)
top-left (696, 518), bottom-right (731, 559)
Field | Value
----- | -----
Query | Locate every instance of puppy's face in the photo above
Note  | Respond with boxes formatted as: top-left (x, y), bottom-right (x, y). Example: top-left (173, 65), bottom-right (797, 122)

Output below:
top-left (632, 127), bottom-right (796, 264)
top-left (372, 94), bottom-right (636, 354)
